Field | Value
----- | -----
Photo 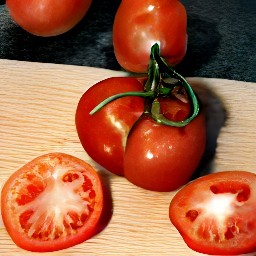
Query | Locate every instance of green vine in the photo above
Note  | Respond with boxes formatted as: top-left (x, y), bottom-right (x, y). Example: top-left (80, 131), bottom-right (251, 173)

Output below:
top-left (90, 43), bottom-right (199, 127)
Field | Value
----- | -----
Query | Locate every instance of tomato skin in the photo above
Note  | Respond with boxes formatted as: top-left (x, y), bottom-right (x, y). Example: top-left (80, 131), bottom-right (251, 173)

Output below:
top-left (6, 0), bottom-right (92, 36)
top-left (124, 111), bottom-right (206, 192)
top-left (75, 77), bottom-right (145, 176)
top-left (1, 153), bottom-right (103, 252)
top-left (113, 0), bottom-right (187, 73)
top-left (169, 171), bottom-right (256, 255)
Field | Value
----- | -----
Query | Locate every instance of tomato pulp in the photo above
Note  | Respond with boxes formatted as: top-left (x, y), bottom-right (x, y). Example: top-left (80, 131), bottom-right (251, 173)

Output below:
top-left (6, 0), bottom-right (92, 36)
top-left (113, 0), bottom-right (187, 73)
top-left (1, 153), bottom-right (103, 252)
top-left (169, 171), bottom-right (256, 255)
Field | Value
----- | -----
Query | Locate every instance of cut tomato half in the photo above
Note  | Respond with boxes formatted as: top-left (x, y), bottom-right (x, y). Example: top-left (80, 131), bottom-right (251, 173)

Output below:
top-left (169, 171), bottom-right (256, 255)
top-left (1, 153), bottom-right (104, 252)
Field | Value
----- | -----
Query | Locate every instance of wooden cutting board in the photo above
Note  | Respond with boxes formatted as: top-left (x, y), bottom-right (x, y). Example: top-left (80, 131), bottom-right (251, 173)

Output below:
top-left (1, 59), bottom-right (256, 256)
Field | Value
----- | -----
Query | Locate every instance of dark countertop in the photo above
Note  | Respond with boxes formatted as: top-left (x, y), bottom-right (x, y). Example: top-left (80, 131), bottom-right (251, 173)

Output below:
top-left (0, 0), bottom-right (255, 82)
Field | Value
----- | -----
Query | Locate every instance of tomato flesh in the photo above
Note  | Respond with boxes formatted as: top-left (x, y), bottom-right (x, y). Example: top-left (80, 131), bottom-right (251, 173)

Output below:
top-left (1, 153), bottom-right (103, 252)
top-left (169, 171), bottom-right (256, 255)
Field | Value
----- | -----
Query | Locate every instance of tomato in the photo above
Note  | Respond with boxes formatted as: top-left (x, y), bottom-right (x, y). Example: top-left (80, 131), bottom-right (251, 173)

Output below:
top-left (113, 0), bottom-right (187, 73)
top-left (75, 75), bottom-right (206, 191)
top-left (1, 153), bottom-right (103, 252)
top-left (76, 77), bottom-right (145, 176)
top-left (124, 111), bottom-right (205, 192)
top-left (169, 171), bottom-right (256, 255)
top-left (6, 0), bottom-right (92, 36)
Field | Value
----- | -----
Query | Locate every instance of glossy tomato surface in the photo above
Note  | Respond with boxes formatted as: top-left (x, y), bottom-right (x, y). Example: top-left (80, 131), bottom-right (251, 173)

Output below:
top-left (124, 110), bottom-right (206, 192)
top-left (113, 0), bottom-right (187, 73)
top-left (1, 153), bottom-right (103, 252)
top-left (169, 171), bottom-right (256, 255)
top-left (76, 77), bottom-right (145, 176)
top-left (6, 0), bottom-right (92, 36)
top-left (76, 77), bottom-right (206, 191)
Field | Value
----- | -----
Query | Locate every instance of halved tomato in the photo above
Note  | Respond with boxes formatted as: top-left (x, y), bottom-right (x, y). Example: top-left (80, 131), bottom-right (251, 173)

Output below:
top-left (169, 171), bottom-right (256, 255)
top-left (1, 153), bottom-right (103, 252)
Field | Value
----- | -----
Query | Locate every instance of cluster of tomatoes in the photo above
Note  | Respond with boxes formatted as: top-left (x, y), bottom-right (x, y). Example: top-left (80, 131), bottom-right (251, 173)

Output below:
top-left (2, 0), bottom-right (256, 255)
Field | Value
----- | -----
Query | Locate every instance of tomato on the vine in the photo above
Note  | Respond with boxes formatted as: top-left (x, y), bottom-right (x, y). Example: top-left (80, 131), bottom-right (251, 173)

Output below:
top-left (76, 45), bottom-right (206, 192)
top-left (6, 0), bottom-right (92, 36)
top-left (76, 77), bottom-right (145, 176)
top-left (124, 110), bottom-right (205, 191)
top-left (169, 171), bottom-right (256, 255)
top-left (113, 0), bottom-right (187, 73)
top-left (1, 153), bottom-right (103, 252)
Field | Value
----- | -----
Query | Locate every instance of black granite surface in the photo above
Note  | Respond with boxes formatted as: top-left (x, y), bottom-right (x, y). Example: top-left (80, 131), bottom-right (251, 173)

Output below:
top-left (0, 0), bottom-right (255, 82)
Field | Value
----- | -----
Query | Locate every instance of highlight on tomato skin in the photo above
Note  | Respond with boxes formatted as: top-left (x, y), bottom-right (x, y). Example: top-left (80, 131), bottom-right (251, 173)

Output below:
top-left (0, 153), bottom-right (104, 252)
top-left (169, 171), bottom-right (256, 255)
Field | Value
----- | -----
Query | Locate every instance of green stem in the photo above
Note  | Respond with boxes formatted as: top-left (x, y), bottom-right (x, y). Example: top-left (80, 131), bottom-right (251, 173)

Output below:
top-left (89, 87), bottom-right (172, 115)
top-left (90, 91), bottom-right (154, 115)
top-left (90, 43), bottom-right (199, 128)
top-left (144, 44), bottom-right (160, 93)
top-left (149, 43), bottom-right (199, 127)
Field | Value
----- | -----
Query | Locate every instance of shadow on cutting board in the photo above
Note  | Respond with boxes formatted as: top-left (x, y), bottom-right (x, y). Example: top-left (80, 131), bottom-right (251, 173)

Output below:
top-left (190, 79), bottom-right (227, 180)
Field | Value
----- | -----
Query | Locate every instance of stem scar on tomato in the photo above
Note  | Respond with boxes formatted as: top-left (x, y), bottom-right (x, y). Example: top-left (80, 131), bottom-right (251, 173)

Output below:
top-left (90, 43), bottom-right (199, 128)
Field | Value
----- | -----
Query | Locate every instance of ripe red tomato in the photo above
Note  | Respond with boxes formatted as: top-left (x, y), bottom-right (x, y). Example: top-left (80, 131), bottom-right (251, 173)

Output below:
top-left (76, 77), bottom-right (145, 176)
top-left (169, 171), bottom-right (256, 255)
top-left (1, 153), bottom-right (103, 252)
top-left (6, 0), bottom-right (92, 36)
top-left (113, 0), bottom-right (187, 73)
top-left (124, 112), bottom-right (205, 191)
top-left (75, 76), bottom-right (206, 191)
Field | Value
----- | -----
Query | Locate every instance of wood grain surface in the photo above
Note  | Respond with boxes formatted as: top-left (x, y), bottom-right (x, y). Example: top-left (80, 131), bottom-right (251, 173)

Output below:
top-left (0, 59), bottom-right (256, 256)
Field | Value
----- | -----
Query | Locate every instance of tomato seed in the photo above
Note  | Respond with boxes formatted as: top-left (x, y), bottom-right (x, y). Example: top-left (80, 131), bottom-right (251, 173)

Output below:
top-left (81, 213), bottom-right (89, 223)
top-left (210, 183), bottom-right (250, 203)
top-left (237, 187), bottom-right (250, 202)
top-left (19, 210), bottom-right (34, 229)
top-left (224, 226), bottom-right (235, 240)
top-left (89, 190), bottom-right (96, 199)
top-left (82, 175), bottom-right (93, 191)
top-left (186, 210), bottom-right (198, 222)
top-left (63, 172), bottom-right (79, 182)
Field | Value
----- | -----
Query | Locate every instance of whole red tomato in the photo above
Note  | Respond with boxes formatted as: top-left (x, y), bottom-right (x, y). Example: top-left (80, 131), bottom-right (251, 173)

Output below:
top-left (6, 0), bottom-right (92, 36)
top-left (76, 74), bottom-right (206, 191)
top-left (1, 153), bottom-right (103, 252)
top-left (124, 111), bottom-right (205, 191)
top-left (169, 171), bottom-right (256, 255)
top-left (113, 0), bottom-right (187, 73)
top-left (76, 77), bottom-right (145, 176)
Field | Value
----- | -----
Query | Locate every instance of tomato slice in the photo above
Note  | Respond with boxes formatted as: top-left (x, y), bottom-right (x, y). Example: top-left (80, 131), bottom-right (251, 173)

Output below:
top-left (169, 171), bottom-right (256, 255)
top-left (1, 153), bottom-right (103, 252)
